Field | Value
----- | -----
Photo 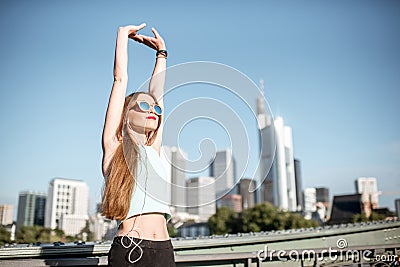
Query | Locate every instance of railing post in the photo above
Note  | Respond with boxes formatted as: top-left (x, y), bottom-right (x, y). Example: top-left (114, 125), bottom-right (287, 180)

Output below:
top-left (247, 257), bottom-right (252, 267)
top-left (313, 256), bottom-right (319, 267)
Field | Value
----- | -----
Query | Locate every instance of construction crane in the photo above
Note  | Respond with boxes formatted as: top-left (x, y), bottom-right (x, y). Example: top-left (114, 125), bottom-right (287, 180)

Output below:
top-left (377, 191), bottom-right (400, 195)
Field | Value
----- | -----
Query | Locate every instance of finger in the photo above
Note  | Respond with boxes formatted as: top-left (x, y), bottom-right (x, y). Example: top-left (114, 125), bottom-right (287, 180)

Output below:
top-left (132, 35), bottom-right (144, 43)
top-left (130, 33), bottom-right (143, 42)
top-left (140, 35), bottom-right (157, 44)
top-left (144, 41), bottom-right (157, 50)
top-left (142, 38), bottom-right (157, 50)
top-left (152, 27), bottom-right (160, 38)
top-left (137, 23), bottom-right (146, 31)
top-left (142, 35), bottom-right (157, 42)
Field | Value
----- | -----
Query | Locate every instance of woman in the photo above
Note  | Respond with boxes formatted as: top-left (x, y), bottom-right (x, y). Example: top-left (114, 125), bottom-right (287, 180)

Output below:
top-left (101, 23), bottom-right (175, 266)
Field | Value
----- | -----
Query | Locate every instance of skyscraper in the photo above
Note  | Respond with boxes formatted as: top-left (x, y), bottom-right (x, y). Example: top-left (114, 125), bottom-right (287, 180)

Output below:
top-left (294, 159), bottom-right (303, 211)
top-left (355, 177), bottom-right (379, 209)
top-left (315, 187), bottom-right (330, 222)
top-left (259, 116), bottom-right (298, 211)
top-left (16, 191), bottom-right (46, 230)
top-left (316, 187), bottom-right (330, 203)
top-left (186, 176), bottom-right (216, 222)
top-left (303, 188), bottom-right (316, 220)
top-left (219, 194), bottom-right (242, 212)
top-left (256, 83), bottom-right (297, 211)
top-left (210, 149), bottom-right (235, 198)
top-left (161, 146), bottom-right (187, 213)
top-left (0, 204), bottom-right (14, 225)
top-left (256, 81), bottom-right (275, 205)
top-left (279, 120), bottom-right (297, 211)
top-left (45, 178), bottom-right (89, 236)
top-left (89, 212), bottom-right (117, 241)
top-left (238, 178), bottom-right (256, 210)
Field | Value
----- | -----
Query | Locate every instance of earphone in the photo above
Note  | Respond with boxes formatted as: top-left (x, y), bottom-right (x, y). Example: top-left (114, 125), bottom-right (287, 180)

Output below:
top-left (118, 144), bottom-right (149, 263)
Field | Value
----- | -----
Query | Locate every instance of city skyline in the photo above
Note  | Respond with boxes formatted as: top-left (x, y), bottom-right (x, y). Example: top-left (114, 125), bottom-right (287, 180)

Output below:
top-left (1, 168), bottom-right (397, 243)
top-left (3, 157), bottom-right (395, 219)
top-left (0, 0), bottom-right (399, 214)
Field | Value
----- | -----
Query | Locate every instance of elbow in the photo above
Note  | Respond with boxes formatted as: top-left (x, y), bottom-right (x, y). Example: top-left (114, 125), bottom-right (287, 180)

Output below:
top-left (113, 74), bottom-right (128, 84)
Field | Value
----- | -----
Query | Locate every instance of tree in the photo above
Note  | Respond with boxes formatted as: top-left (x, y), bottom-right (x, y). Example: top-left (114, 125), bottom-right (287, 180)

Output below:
top-left (242, 202), bottom-right (278, 232)
top-left (0, 226), bottom-right (11, 245)
top-left (16, 226), bottom-right (39, 243)
top-left (208, 203), bottom-right (320, 235)
top-left (167, 223), bottom-right (178, 238)
top-left (15, 226), bottom-right (66, 244)
top-left (369, 212), bottom-right (386, 221)
top-left (208, 207), bottom-right (240, 235)
top-left (285, 212), bottom-right (318, 229)
top-left (352, 213), bottom-right (369, 223)
top-left (352, 212), bottom-right (386, 223)
top-left (37, 228), bottom-right (51, 243)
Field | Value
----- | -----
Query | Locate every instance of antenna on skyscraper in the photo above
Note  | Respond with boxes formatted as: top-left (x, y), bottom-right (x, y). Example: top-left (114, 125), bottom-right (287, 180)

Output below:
top-left (257, 79), bottom-right (268, 127)
top-left (259, 79), bottom-right (265, 96)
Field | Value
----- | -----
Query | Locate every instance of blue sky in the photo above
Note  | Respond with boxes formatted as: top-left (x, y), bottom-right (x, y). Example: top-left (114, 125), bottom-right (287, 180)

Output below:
top-left (1, 0), bottom-right (399, 216)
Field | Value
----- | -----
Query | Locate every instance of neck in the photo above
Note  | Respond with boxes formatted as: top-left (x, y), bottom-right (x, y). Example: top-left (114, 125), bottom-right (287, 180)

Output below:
top-left (130, 131), bottom-right (147, 146)
top-left (125, 123), bottom-right (152, 146)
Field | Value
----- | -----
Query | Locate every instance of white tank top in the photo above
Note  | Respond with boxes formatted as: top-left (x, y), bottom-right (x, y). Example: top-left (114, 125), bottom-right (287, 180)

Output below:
top-left (125, 144), bottom-right (172, 223)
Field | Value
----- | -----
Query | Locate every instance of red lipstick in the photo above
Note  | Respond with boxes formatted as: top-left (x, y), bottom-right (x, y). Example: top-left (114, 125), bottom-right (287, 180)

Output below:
top-left (146, 115), bottom-right (157, 120)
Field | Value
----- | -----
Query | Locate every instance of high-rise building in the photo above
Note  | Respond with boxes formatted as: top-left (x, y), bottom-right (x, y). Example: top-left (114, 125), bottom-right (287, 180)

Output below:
top-left (256, 82), bottom-right (275, 205)
top-left (88, 203), bottom-right (117, 241)
top-left (178, 222), bottom-right (210, 238)
top-left (294, 159), bottom-right (303, 211)
top-left (315, 187), bottom-right (330, 222)
top-left (161, 146), bottom-right (187, 213)
top-left (259, 116), bottom-right (297, 211)
top-left (283, 123), bottom-right (297, 211)
top-left (316, 187), bottom-right (329, 203)
top-left (256, 86), bottom-right (297, 211)
top-left (45, 178), bottom-right (89, 236)
top-left (219, 194), bottom-right (242, 212)
top-left (238, 178), bottom-right (256, 210)
top-left (210, 149), bottom-right (236, 198)
top-left (261, 178), bottom-right (274, 205)
top-left (16, 192), bottom-right (46, 230)
top-left (303, 188), bottom-right (316, 220)
top-left (89, 212), bottom-right (117, 241)
top-left (0, 204), bottom-right (14, 225)
top-left (328, 194), bottom-right (364, 225)
top-left (355, 177), bottom-right (379, 209)
top-left (186, 176), bottom-right (216, 222)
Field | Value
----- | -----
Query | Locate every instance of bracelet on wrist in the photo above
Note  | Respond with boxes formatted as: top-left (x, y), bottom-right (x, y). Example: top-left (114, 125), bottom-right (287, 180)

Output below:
top-left (156, 49), bottom-right (168, 58)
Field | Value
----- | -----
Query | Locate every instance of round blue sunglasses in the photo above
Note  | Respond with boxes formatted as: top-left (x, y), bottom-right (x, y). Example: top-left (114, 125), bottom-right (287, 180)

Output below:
top-left (136, 101), bottom-right (163, 115)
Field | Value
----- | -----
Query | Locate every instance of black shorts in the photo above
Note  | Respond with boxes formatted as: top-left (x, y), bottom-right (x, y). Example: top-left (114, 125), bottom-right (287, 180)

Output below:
top-left (108, 236), bottom-right (176, 267)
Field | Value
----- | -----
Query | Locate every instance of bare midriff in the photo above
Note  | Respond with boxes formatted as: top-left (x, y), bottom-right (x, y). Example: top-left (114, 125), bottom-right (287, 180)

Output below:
top-left (117, 212), bottom-right (170, 241)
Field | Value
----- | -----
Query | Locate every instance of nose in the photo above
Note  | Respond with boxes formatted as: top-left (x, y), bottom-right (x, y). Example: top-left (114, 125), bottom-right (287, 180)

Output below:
top-left (149, 106), bottom-right (157, 114)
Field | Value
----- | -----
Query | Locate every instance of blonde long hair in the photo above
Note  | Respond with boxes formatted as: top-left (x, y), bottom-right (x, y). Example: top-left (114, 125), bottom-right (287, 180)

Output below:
top-left (101, 92), bottom-right (162, 220)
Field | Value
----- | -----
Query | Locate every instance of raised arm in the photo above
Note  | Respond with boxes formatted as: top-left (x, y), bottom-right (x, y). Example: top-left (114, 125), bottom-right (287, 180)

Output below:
top-left (102, 24), bottom-right (146, 172)
top-left (132, 28), bottom-right (166, 153)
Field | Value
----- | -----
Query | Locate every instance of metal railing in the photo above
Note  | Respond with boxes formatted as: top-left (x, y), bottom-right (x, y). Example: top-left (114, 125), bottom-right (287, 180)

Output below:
top-left (0, 220), bottom-right (399, 267)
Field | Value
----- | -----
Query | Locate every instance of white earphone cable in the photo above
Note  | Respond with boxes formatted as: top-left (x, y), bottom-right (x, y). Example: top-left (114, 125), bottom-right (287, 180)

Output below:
top-left (118, 144), bottom-right (149, 263)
